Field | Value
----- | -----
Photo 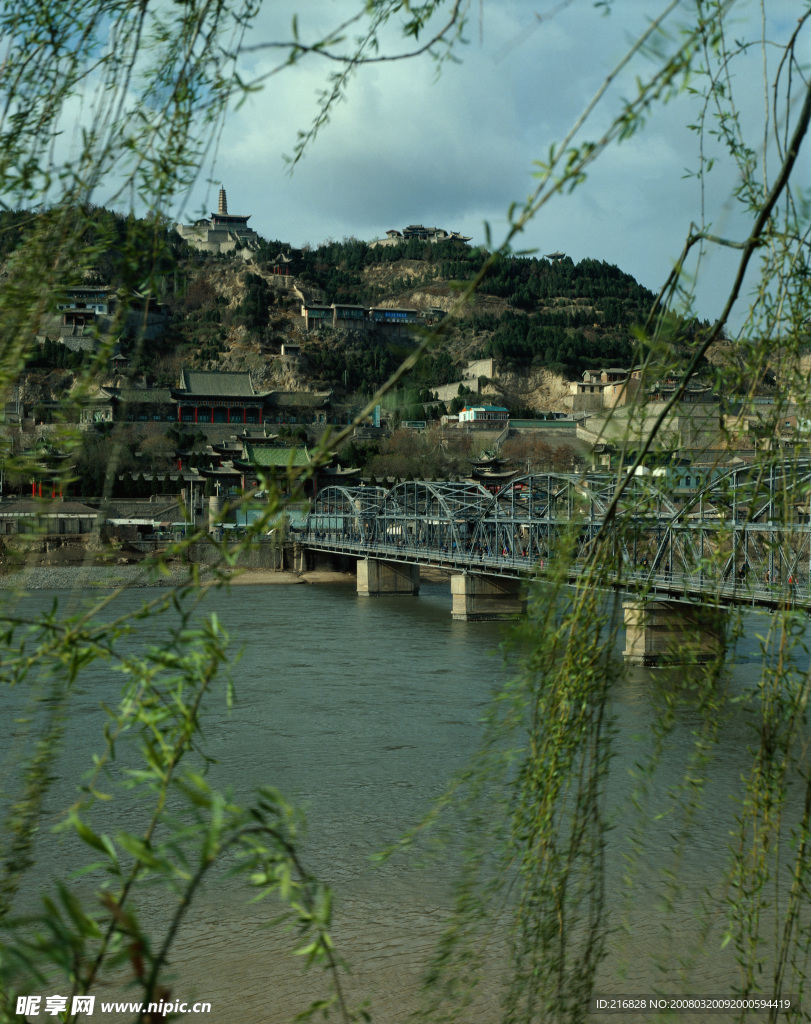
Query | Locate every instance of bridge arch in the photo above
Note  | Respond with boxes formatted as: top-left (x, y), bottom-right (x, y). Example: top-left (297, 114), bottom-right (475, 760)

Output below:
top-left (678, 461), bottom-right (811, 584)
top-left (471, 474), bottom-right (580, 562)
top-left (377, 480), bottom-right (491, 552)
top-left (310, 485), bottom-right (386, 541)
top-left (468, 473), bottom-right (682, 567)
top-left (609, 460), bottom-right (811, 583)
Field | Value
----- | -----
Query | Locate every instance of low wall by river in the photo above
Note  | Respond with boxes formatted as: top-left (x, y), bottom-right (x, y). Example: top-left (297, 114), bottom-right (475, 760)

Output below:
top-left (186, 539), bottom-right (286, 570)
top-left (184, 541), bottom-right (356, 574)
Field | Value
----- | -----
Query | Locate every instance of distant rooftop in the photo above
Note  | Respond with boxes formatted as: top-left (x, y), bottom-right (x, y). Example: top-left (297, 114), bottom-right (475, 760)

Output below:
top-left (0, 499), bottom-right (100, 516)
top-left (176, 370), bottom-right (257, 397)
top-left (241, 444), bottom-right (311, 468)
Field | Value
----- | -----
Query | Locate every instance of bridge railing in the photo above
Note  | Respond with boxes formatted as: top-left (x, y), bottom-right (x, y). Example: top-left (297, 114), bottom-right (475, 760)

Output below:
top-left (300, 529), bottom-right (808, 605)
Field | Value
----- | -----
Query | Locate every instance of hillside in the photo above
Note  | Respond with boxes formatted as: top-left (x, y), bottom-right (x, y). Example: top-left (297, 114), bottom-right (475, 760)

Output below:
top-left (0, 208), bottom-right (713, 416)
top-left (293, 239), bottom-right (716, 387)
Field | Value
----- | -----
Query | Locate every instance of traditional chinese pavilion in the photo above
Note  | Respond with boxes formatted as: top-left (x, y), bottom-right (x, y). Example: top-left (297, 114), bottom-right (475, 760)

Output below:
top-left (171, 370), bottom-right (269, 425)
top-left (234, 442), bottom-right (313, 493)
top-left (468, 453), bottom-right (519, 491)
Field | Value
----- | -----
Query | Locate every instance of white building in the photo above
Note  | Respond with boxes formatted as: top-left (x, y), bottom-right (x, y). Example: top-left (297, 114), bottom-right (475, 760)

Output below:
top-left (458, 405), bottom-right (509, 423)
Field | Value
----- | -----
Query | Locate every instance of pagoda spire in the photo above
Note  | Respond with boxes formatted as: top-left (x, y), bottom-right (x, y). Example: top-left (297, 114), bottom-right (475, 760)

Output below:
top-left (218, 185), bottom-right (228, 215)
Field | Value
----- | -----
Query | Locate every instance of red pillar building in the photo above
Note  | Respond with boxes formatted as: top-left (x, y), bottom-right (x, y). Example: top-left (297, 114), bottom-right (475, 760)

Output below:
top-left (171, 370), bottom-right (268, 429)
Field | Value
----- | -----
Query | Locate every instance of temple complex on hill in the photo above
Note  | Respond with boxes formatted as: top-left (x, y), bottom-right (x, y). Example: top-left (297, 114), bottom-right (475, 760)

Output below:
top-left (369, 223), bottom-right (472, 248)
top-left (176, 186), bottom-right (261, 257)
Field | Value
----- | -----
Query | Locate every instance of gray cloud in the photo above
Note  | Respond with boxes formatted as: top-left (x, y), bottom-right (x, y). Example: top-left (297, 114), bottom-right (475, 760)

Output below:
top-left (175, 0), bottom-right (808, 329)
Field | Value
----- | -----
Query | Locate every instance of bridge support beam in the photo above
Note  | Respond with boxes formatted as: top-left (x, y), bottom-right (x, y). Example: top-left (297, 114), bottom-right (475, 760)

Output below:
top-left (622, 600), bottom-right (725, 666)
top-left (292, 544), bottom-right (307, 573)
top-left (451, 574), bottom-right (525, 621)
top-left (357, 558), bottom-right (420, 596)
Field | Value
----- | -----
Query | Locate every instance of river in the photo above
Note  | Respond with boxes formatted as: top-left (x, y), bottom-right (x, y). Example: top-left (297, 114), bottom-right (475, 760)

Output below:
top-left (2, 577), bottom-right (808, 1023)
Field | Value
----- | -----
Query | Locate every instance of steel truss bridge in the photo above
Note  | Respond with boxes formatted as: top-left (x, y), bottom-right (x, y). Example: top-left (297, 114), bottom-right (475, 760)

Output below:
top-left (302, 467), bottom-right (811, 609)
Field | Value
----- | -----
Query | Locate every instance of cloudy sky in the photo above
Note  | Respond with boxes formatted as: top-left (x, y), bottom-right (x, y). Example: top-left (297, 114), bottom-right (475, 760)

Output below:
top-left (173, 0), bottom-right (806, 329)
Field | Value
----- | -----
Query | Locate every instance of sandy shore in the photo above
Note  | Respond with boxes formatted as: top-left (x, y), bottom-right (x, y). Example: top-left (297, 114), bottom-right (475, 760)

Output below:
top-left (222, 569), bottom-right (354, 586)
top-left (222, 565), bottom-right (450, 585)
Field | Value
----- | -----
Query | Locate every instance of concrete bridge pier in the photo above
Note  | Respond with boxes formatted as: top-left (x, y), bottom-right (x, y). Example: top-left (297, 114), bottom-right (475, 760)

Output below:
top-left (451, 573), bottom-right (525, 621)
top-left (357, 558), bottom-right (420, 596)
top-left (292, 544), bottom-right (307, 573)
top-left (622, 600), bottom-right (725, 666)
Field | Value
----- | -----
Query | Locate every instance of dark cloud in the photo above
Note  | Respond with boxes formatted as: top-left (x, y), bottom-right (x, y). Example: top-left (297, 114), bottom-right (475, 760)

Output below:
top-left (173, 0), bottom-right (806, 328)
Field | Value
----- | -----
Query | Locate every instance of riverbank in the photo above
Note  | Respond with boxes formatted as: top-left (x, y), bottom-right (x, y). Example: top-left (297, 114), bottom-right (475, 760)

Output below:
top-left (215, 565), bottom-right (451, 585)
top-left (0, 565), bottom-right (450, 589)
top-left (0, 562), bottom-right (207, 590)
top-left (0, 563), bottom-right (351, 590)
top-left (0, 563), bottom-right (450, 590)
top-left (223, 568), bottom-right (354, 586)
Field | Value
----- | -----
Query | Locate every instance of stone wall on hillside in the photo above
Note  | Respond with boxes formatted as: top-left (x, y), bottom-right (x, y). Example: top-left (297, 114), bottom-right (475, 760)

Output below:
top-left (578, 404), bottom-right (722, 447)
top-left (429, 359), bottom-right (496, 404)
top-left (462, 358), bottom-right (494, 380)
top-left (434, 379), bottom-right (477, 403)
top-left (481, 368), bottom-right (571, 413)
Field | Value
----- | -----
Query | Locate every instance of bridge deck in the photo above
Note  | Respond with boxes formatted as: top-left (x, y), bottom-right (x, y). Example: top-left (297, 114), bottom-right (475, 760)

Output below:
top-left (300, 533), bottom-right (809, 612)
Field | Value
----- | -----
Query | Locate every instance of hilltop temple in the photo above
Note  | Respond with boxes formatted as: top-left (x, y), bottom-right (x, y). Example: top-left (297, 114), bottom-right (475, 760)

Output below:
top-left (369, 223), bottom-right (472, 248)
top-left (176, 186), bottom-right (261, 257)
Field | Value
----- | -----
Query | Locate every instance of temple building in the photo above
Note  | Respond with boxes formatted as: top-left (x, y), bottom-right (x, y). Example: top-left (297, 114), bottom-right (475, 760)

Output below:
top-left (369, 224), bottom-right (472, 248)
top-left (38, 286), bottom-right (166, 354)
top-left (171, 370), bottom-right (270, 425)
top-left (300, 301), bottom-right (421, 337)
top-left (467, 454), bottom-right (519, 490)
top-left (268, 251), bottom-right (295, 276)
top-left (78, 382), bottom-right (175, 426)
top-left (194, 441), bottom-right (318, 497)
top-left (264, 390), bottom-right (332, 425)
top-left (20, 438), bottom-right (74, 498)
top-left (175, 186), bottom-right (261, 257)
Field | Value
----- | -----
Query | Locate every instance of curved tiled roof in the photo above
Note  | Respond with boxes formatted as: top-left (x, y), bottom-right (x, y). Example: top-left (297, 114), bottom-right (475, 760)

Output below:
top-left (241, 444), bottom-right (311, 468)
top-left (177, 371), bottom-right (256, 397)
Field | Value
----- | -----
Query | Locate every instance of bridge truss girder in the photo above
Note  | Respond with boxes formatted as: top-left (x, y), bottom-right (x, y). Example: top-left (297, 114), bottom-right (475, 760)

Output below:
top-left (306, 467), bottom-right (811, 590)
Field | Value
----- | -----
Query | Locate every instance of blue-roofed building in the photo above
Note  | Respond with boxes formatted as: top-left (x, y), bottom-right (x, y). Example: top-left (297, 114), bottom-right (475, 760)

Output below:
top-left (458, 405), bottom-right (509, 423)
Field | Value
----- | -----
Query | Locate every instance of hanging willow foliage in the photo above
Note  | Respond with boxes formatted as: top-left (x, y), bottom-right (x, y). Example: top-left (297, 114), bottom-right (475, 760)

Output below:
top-left (394, 4), bottom-right (811, 1023)
top-left (0, 4), bottom-right (470, 1021)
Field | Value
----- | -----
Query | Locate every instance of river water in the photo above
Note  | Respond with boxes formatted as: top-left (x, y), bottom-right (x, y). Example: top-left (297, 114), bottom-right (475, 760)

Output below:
top-left (2, 578), bottom-right (808, 1023)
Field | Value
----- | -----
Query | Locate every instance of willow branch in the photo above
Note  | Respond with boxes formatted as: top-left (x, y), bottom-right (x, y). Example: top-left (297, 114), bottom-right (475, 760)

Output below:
top-left (593, 75), bottom-right (811, 545)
